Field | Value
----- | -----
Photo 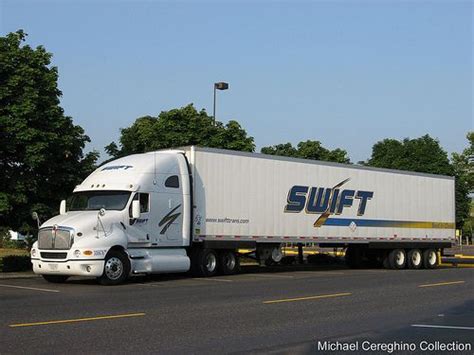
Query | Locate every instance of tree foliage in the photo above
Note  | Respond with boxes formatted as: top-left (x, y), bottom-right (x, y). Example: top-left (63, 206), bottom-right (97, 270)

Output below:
top-left (106, 104), bottom-right (255, 158)
top-left (366, 134), bottom-right (470, 229)
top-left (0, 30), bottom-right (98, 233)
top-left (261, 140), bottom-right (351, 164)
top-left (451, 132), bottom-right (474, 235)
top-left (451, 132), bottom-right (474, 193)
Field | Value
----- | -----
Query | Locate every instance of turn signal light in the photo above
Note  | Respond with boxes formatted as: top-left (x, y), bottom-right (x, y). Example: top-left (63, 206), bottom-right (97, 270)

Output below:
top-left (83, 250), bottom-right (93, 256)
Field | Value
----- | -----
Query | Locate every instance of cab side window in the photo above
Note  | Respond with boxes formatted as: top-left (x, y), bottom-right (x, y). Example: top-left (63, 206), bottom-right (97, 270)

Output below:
top-left (129, 193), bottom-right (150, 218)
top-left (165, 175), bottom-right (179, 188)
top-left (139, 193), bottom-right (149, 212)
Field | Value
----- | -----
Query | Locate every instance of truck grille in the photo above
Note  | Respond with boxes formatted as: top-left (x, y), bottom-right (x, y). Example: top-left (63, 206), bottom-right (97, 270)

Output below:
top-left (38, 227), bottom-right (73, 250)
top-left (40, 252), bottom-right (68, 259)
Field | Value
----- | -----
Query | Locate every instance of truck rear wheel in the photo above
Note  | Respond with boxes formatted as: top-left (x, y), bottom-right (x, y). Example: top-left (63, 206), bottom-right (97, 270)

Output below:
top-left (218, 250), bottom-right (240, 275)
top-left (98, 250), bottom-right (130, 285)
top-left (192, 248), bottom-right (219, 277)
top-left (407, 249), bottom-right (422, 269)
top-left (422, 249), bottom-right (438, 269)
top-left (43, 275), bottom-right (69, 283)
top-left (388, 249), bottom-right (406, 269)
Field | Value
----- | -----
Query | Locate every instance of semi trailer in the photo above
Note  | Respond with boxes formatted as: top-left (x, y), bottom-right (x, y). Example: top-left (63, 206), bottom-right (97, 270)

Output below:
top-left (31, 146), bottom-right (455, 285)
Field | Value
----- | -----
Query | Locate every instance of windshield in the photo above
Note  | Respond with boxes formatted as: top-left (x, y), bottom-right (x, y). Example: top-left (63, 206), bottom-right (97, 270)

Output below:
top-left (69, 191), bottom-right (131, 211)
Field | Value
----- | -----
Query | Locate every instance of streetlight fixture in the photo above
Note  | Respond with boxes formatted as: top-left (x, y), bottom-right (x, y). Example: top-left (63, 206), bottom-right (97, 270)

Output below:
top-left (213, 82), bottom-right (229, 125)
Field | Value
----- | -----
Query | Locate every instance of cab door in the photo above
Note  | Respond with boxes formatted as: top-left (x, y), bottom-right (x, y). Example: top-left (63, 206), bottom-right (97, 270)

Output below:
top-left (153, 175), bottom-right (183, 246)
top-left (127, 192), bottom-right (151, 244)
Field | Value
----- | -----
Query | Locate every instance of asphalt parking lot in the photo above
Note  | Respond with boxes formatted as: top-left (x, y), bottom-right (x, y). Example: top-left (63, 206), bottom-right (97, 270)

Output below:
top-left (0, 265), bottom-right (472, 354)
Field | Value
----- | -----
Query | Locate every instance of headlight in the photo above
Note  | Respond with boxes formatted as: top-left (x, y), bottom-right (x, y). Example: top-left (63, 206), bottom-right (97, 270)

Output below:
top-left (74, 249), bottom-right (81, 258)
top-left (31, 249), bottom-right (36, 257)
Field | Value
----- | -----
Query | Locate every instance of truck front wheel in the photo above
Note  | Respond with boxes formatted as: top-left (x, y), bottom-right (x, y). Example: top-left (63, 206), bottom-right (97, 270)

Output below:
top-left (98, 250), bottom-right (130, 285)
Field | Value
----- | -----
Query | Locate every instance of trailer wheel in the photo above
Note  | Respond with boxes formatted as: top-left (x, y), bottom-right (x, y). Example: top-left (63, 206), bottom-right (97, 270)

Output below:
top-left (42, 275), bottom-right (69, 283)
top-left (98, 250), bottom-right (130, 285)
top-left (407, 249), bottom-right (422, 269)
top-left (388, 249), bottom-right (406, 269)
top-left (422, 249), bottom-right (438, 269)
top-left (192, 248), bottom-right (219, 277)
top-left (218, 250), bottom-right (240, 275)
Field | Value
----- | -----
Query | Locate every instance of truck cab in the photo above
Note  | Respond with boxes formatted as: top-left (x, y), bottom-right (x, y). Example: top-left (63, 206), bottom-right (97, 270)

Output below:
top-left (31, 150), bottom-right (192, 285)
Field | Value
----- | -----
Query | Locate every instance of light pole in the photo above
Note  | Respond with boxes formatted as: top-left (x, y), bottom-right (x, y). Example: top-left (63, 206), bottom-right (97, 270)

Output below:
top-left (213, 82), bottom-right (229, 125)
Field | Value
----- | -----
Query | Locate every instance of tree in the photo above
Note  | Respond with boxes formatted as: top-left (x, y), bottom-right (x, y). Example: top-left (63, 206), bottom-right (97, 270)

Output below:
top-left (367, 135), bottom-right (453, 175)
top-left (106, 104), bottom-right (255, 158)
top-left (452, 132), bottom-right (474, 192)
top-left (366, 134), bottom-right (470, 229)
top-left (261, 140), bottom-right (351, 164)
top-left (0, 30), bottom-right (98, 234)
top-left (451, 132), bottom-right (474, 235)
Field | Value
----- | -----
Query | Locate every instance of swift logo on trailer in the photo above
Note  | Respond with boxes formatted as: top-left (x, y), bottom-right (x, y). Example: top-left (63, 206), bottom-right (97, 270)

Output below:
top-left (284, 178), bottom-right (374, 227)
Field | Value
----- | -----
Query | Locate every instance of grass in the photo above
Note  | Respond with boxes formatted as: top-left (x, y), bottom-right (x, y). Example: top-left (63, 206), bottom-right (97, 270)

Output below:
top-left (0, 248), bottom-right (29, 258)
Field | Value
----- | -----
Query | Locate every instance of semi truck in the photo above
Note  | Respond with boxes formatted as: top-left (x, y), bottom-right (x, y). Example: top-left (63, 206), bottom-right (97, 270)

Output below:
top-left (31, 146), bottom-right (455, 285)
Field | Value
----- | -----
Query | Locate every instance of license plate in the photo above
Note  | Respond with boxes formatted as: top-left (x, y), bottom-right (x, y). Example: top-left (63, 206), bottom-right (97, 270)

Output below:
top-left (48, 263), bottom-right (58, 270)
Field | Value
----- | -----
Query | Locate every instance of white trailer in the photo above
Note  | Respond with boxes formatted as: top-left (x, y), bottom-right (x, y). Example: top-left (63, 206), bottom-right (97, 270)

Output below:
top-left (31, 147), bottom-right (455, 284)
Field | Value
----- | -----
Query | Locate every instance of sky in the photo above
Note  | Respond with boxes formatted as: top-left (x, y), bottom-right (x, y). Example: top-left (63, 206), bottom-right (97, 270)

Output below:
top-left (1, 0), bottom-right (472, 163)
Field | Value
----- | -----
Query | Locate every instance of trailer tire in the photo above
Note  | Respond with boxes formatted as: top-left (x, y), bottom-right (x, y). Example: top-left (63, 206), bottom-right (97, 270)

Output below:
top-left (388, 249), bottom-right (406, 269)
top-left (422, 249), bottom-right (438, 269)
top-left (192, 248), bottom-right (219, 277)
top-left (42, 275), bottom-right (69, 283)
top-left (407, 249), bottom-right (422, 269)
top-left (98, 250), bottom-right (130, 285)
top-left (218, 250), bottom-right (240, 275)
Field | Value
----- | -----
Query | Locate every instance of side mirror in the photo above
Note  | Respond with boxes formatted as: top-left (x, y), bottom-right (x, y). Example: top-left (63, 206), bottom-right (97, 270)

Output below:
top-left (59, 200), bottom-right (67, 215)
top-left (132, 200), bottom-right (141, 219)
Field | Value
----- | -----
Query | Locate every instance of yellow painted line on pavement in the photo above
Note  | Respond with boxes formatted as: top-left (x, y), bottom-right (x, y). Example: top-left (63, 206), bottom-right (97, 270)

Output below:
top-left (419, 281), bottom-right (465, 288)
top-left (264, 292), bottom-right (351, 304)
top-left (9, 312), bottom-right (146, 328)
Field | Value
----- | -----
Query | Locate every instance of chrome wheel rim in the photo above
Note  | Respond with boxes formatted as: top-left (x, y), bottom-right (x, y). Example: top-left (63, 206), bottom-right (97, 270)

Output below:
top-left (205, 253), bottom-right (217, 273)
top-left (428, 251), bottom-right (437, 265)
top-left (105, 257), bottom-right (123, 280)
top-left (225, 254), bottom-right (236, 270)
top-left (396, 251), bottom-right (405, 266)
top-left (412, 251), bottom-right (421, 266)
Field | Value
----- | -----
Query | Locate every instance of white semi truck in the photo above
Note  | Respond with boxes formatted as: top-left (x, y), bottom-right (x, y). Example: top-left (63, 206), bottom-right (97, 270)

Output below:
top-left (31, 146), bottom-right (455, 285)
